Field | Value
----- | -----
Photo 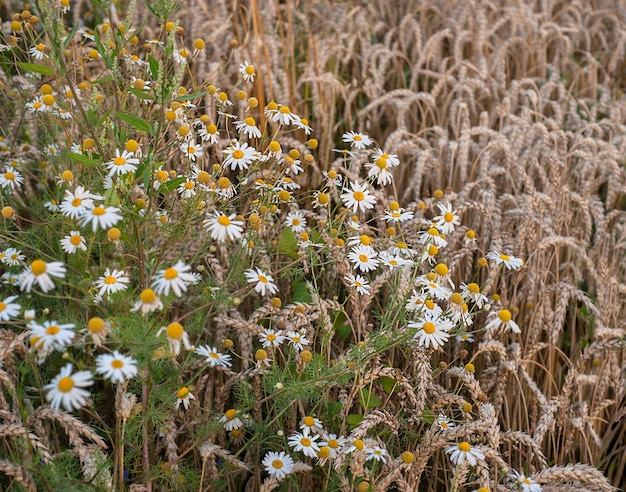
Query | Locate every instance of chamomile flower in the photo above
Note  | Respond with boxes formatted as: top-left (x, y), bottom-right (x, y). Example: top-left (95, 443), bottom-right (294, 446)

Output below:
top-left (437, 414), bottom-right (454, 431)
top-left (223, 141), bottom-right (260, 171)
top-left (220, 409), bottom-right (244, 431)
top-left (485, 309), bottom-right (521, 334)
top-left (131, 288), bottom-right (163, 315)
top-left (434, 203), bottom-right (460, 234)
top-left (175, 387), bottom-right (195, 409)
top-left (95, 351), bottom-right (138, 384)
top-left (239, 61), bottom-right (256, 82)
top-left (379, 250), bottom-right (411, 269)
top-left (235, 117), bottom-right (261, 139)
top-left (486, 251), bottom-right (523, 270)
top-left (418, 226), bottom-right (448, 248)
top-left (157, 322), bottom-right (191, 356)
top-left (177, 178), bottom-right (196, 198)
top-left (19, 259), bottom-right (66, 293)
top-left (29, 320), bottom-right (75, 354)
top-left (300, 415), bottom-right (324, 435)
top-left (29, 43), bottom-right (48, 59)
top-left (0, 166), bottom-right (24, 190)
top-left (365, 445), bottom-right (388, 462)
top-left (60, 231), bottom-right (87, 253)
top-left (340, 180), bottom-right (376, 213)
top-left (461, 282), bottom-right (488, 308)
top-left (79, 204), bottom-right (122, 232)
top-left (195, 345), bottom-right (232, 368)
top-left (365, 150), bottom-right (399, 186)
top-left (319, 433), bottom-right (348, 458)
top-left (203, 211), bottom-right (244, 242)
top-left (152, 260), bottom-right (196, 297)
top-left (94, 268), bottom-right (129, 297)
top-left (384, 207), bottom-right (414, 223)
top-left (288, 431), bottom-right (320, 458)
top-left (271, 105), bottom-right (298, 126)
top-left (342, 131), bottom-right (372, 149)
top-left (409, 315), bottom-right (453, 349)
top-left (1, 248), bottom-right (24, 266)
top-left (446, 441), bottom-right (485, 466)
top-left (348, 245), bottom-right (379, 272)
top-left (45, 364), bottom-right (93, 411)
top-left (179, 141), bottom-right (203, 161)
top-left (285, 210), bottom-right (307, 233)
top-left (262, 451), bottom-right (294, 480)
top-left (510, 470), bottom-right (542, 492)
top-left (244, 267), bottom-right (279, 296)
top-left (259, 328), bottom-right (286, 348)
top-left (286, 330), bottom-right (309, 351)
top-left (0, 296), bottom-right (20, 321)
top-left (104, 149), bottom-right (139, 177)
top-left (59, 186), bottom-right (100, 219)
top-left (344, 273), bottom-right (371, 295)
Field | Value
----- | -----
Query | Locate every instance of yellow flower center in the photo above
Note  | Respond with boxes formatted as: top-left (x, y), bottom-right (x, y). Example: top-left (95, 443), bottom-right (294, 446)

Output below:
top-left (328, 439), bottom-right (339, 449)
top-left (245, 65), bottom-right (255, 75)
top-left (498, 309), bottom-right (512, 322)
top-left (104, 275), bottom-right (116, 285)
top-left (177, 387), bottom-right (189, 398)
top-left (499, 254), bottom-right (510, 261)
top-left (423, 322), bottom-right (436, 334)
top-left (272, 459), bottom-right (283, 469)
top-left (209, 352), bottom-right (220, 359)
top-left (279, 106), bottom-right (291, 114)
top-left (353, 135), bottom-right (362, 141)
top-left (375, 157), bottom-right (387, 169)
top-left (111, 359), bottom-right (124, 369)
top-left (114, 156), bottom-right (126, 166)
top-left (4, 171), bottom-right (15, 180)
top-left (300, 437), bottom-right (311, 446)
top-left (258, 275), bottom-right (268, 284)
top-left (217, 177), bottom-right (231, 189)
top-left (444, 212), bottom-right (454, 222)
top-left (225, 409), bottom-right (237, 419)
top-left (353, 191), bottom-right (365, 201)
top-left (244, 117), bottom-right (255, 126)
top-left (427, 227), bottom-right (440, 237)
top-left (88, 317), bottom-right (105, 333)
top-left (353, 439), bottom-right (364, 450)
top-left (425, 299), bottom-right (435, 310)
top-left (232, 149), bottom-right (244, 159)
top-left (449, 293), bottom-right (463, 305)
top-left (46, 325), bottom-right (60, 335)
top-left (467, 283), bottom-right (480, 293)
top-left (140, 289), bottom-right (156, 303)
top-left (184, 181), bottom-right (194, 190)
top-left (458, 441), bottom-right (471, 452)
top-left (92, 206), bottom-right (106, 216)
top-left (30, 260), bottom-right (47, 275)
top-left (0, 302), bottom-right (5, 312)
top-left (217, 215), bottom-right (231, 226)
top-left (164, 268), bottom-right (178, 280)
top-left (267, 333), bottom-right (276, 342)
top-left (166, 322), bottom-right (184, 339)
top-left (359, 254), bottom-right (369, 263)
top-left (57, 376), bottom-right (74, 393)
top-left (303, 416), bottom-right (315, 427)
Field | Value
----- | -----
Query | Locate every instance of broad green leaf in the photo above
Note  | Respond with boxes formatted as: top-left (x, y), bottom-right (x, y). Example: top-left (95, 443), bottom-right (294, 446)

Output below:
top-left (173, 90), bottom-right (208, 101)
top-left (148, 55), bottom-right (159, 80)
top-left (16, 62), bottom-right (54, 75)
top-left (67, 152), bottom-right (101, 167)
top-left (291, 279), bottom-right (313, 304)
top-left (346, 414), bottom-right (364, 429)
top-left (381, 376), bottom-right (397, 395)
top-left (127, 87), bottom-right (153, 100)
top-left (85, 109), bottom-right (99, 128)
top-left (159, 176), bottom-right (185, 194)
top-left (278, 227), bottom-right (298, 259)
top-left (359, 389), bottom-right (381, 408)
top-left (104, 187), bottom-right (120, 206)
top-left (116, 112), bottom-right (153, 134)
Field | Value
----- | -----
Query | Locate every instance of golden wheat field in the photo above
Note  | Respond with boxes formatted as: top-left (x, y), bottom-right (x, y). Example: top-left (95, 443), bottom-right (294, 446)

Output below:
top-left (0, 0), bottom-right (625, 490)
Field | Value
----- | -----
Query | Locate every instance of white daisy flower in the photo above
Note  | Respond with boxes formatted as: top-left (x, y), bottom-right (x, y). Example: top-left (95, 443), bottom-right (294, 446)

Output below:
top-left (418, 226), bottom-right (448, 248)
top-left (282, 156), bottom-right (304, 175)
top-left (510, 470), bottom-right (542, 492)
top-left (130, 288), bottom-right (163, 316)
top-left (340, 180), bottom-right (376, 213)
top-left (235, 117), bottom-right (261, 139)
top-left (365, 445), bottom-right (388, 462)
top-left (59, 186), bottom-right (100, 219)
top-left (262, 451), bottom-right (294, 480)
top-left (486, 251), bottom-right (523, 270)
top-left (299, 415), bottom-right (324, 435)
top-left (29, 43), bottom-right (48, 60)
top-left (203, 211), bottom-right (244, 242)
top-left (384, 207), bottom-right (414, 223)
top-left (378, 250), bottom-right (411, 269)
top-left (347, 245), bottom-right (379, 272)
top-left (220, 409), bottom-right (244, 431)
top-left (95, 351), bottom-right (138, 384)
top-left (342, 131), bottom-right (372, 149)
top-left (157, 322), bottom-right (191, 356)
top-left (239, 61), bottom-right (256, 82)
top-left (485, 309), bottom-right (521, 334)
top-left (60, 231), bottom-right (87, 253)
top-left (288, 431), bottom-right (320, 458)
top-left (0, 166), bottom-right (24, 190)
top-left (195, 345), bottom-right (232, 368)
top-left (175, 387), bottom-right (195, 410)
top-left (244, 267), bottom-right (279, 296)
top-left (151, 260), bottom-right (196, 297)
top-left (104, 149), bottom-right (139, 177)
top-left (0, 295), bottom-right (21, 321)
top-left (446, 441), bottom-right (485, 466)
top-left (19, 259), bottom-right (66, 293)
top-left (434, 203), bottom-right (460, 234)
top-left (94, 268), bottom-right (129, 297)
top-left (45, 364), bottom-right (93, 411)
top-left (0, 247), bottom-right (24, 266)
top-left (223, 141), bottom-right (260, 171)
top-left (319, 433), bottom-right (348, 458)
top-left (285, 211), bottom-right (307, 233)
top-left (179, 141), bottom-right (203, 161)
top-left (416, 274), bottom-right (452, 300)
top-left (79, 204), bottom-right (122, 231)
top-left (460, 282), bottom-right (488, 309)
top-left (29, 320), bottom-right (75, 355)
top-left (409, 315), bottom-right (453, 349)
top-left (259, 328), bottom-right (286, 348)
top-left (344, 273), bottom-right (371, 295)
top-left (286, 330), bottom-right (309, 351)
top-left (364, 155), bottom-right (394, 186)
top-left (177, 178), bottom-right (196, 198)
top-left (437, 414), bottom-right (454, 431)
top-left (271, 105), bottom-right (298, 126)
